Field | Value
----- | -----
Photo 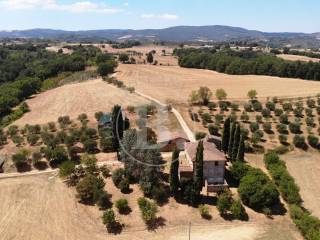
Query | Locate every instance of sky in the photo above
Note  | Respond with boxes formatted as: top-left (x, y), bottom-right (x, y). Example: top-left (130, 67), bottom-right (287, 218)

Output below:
top-left (0, 0), bottom-right (319, 33)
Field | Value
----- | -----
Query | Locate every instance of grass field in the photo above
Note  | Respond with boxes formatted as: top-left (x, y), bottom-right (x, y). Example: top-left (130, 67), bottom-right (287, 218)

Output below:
top-left (116, 64), bottom-right (320, 104)
top-left (14, 79), bottom-right (150, 126)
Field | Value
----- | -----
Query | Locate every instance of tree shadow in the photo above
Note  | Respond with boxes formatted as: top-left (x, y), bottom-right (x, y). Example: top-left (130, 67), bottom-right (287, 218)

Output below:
top-left (16, 163), bottom-right (32, 172)
top-left (107, 222), bottom-right (123, 235)
top-left (34, 161), bottom-right (48, 170)
top-left (147, 217), bottom-right (166, 231)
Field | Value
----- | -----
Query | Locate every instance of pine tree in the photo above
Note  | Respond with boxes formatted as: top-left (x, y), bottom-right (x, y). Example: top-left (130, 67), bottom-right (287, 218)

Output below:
top-left (193, 141), bottom-right (204, 194)
top-left (222, 117), bottom-right (231, 153)
top-left (112, 105), bottom-right (124, 151)
top-left (228, 122), bottom-right (236, 158)
top-left (236, 134), bottom-right (245, 162)
top-left (169, 148), bottom-right (180, 194)
top-left (231, 124), bottom-right (241, 161)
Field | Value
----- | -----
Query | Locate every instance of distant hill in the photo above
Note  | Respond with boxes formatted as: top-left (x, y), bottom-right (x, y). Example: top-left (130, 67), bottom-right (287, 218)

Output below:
top-left (0, 25), bottom-right (319, 47)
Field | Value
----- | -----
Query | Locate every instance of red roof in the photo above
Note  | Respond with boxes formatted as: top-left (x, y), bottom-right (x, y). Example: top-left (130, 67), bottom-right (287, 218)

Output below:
top-left (185, 141), bottom-right (226, 162)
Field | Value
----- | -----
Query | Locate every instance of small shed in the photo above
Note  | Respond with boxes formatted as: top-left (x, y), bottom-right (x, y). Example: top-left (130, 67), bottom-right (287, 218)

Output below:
top-left (157, 131), bottom-right (190, 152)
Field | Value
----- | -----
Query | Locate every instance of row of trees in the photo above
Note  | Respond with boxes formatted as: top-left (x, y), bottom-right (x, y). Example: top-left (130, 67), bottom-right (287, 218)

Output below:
top-left (176, 48), bottom-right (320, 81)
top-left (222, 118), bottom-right (245, 161)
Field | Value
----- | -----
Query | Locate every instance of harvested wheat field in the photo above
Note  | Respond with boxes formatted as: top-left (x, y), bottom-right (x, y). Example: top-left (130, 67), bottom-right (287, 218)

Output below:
top-left (116, 64), bottom-right (320, 104)
top-left (0, 172), bottom-right (302, 240)
top-left (277, 54), bottom-right (320, 62)
top-left (282, 151), bottom-right (320, 219)
top-left (14, 79), bottom-right (150, 126)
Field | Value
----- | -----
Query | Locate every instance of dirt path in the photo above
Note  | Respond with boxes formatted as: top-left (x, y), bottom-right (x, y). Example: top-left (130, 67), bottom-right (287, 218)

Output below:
top-left (133, 89), bottom-right (196, 142)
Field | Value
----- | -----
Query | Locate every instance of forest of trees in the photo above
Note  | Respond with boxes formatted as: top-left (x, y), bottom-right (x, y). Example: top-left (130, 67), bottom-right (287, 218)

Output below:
top-left (174, 48), bottom-right (320, 81)
top-left (0, 44), bottom-right (104, 117)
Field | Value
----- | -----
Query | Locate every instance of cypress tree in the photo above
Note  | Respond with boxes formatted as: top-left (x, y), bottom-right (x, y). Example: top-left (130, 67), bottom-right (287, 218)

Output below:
top-left (231, 124), bottom-right (241, 161)
top-left (237, 134), bottom-right (245, 162)
top-left (169, 148), bottom-right (180, 195)
top-left (222, 117), bottom-right (231, 153)
top-left (193, 141), bottom-right (204, 194)
top-left (228, 122), bottom-right (236, 158)
top-left (112, 105), bottom-right (124, 151)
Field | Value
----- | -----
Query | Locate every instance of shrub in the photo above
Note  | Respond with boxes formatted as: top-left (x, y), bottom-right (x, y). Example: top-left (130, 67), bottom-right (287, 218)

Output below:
top-left (208, 124), bottom-right (219, 136)
top-left (252, 101), bottom-right (262, 112)
top-left (207, 102), bottom-right (217, 111)
top-left (59, 160), bottom-right (76, 177)
top-left (262, 108), bottom-right (271, 118)
top-left (102, 209), bottom-right (116, 229)
top-left (118, 178), bottom-right (130, 193)
top-left (215, 114), bottom-right (224, 125)
top-left (115, 199), bottom-right (130, 214)
top-left (240, 128), bottom-right (249, 139)
top-left (32, 152), bottom-right (42, 164)
top-left (12, 152), bottom-right (28, 169)
top-left (199, 204), bottom-right (211, 219)
top-left (249, 122), bottom-right (259, 133)
top-left (274, 108), bottom-right (284, 117)
top-left (273, 145), bottom-right (289, 154)
top-left (263, 122), bottom-right (272, 133)
top-left (230, 200), bottom-right (247, 220)
top-left (100, 165), bottom-right (110, 178)
top-left (244, 103), bottom-right (253, 112)
top-left (307, 135), bottom-right (319, 148)
top-left (279, 134), bottom-right (288, 144)
top-left (26, 134), bottom-right (39, 146)
top-left (202, 113), bottom-right (212, 123)
top-left (195, 132), bottom-right (206, 140)
top-left (294, 107), bottom-right (304, 118)
top-left (305, 108), bottom-right (313, 117)
top-left (266, 101), bottom-right (276, 111)
top-left (293, 135), bottom-right (308, 150)
top-left (112, 168), bottom-right (125, 188)
top-left (137, 197), bottom-right (158, 223)
top-left (307, 98), bottom-right (316, 108)
top-left (76, 174), bottom-right (105, 204)
top-left (289, 122), bottom-right (301, 134)
top-left (83, 139), bottom-right (97, 153)
top-left (247, 89), bottom-right (257, 100)
top-left (96, 190), bottom-right (111, 210)
top-left (282, 102), bottom-right (293, 112)
top-left (279, 113), bottom-right (289, 124)
top-left (306, 117), bottom-right (315, 127)
top-left (94, 111), bottom-right (104, 121)
top-left (255, 115), bottom-right (263, 123)
top-left (12, 135), bottom-right (24, 146)
top-left (48, 122), bottom-right (56, 132)
top-left (217, 190), bottom-right (232, 215)
top-left (8, 125), bottom-right (19, 137)
top-left (276, 123), bottom-right (287, 134)
top-left (240, 111), bottom-right (250, 122)
top-left (238, 168), bottom-right (279, 210)
top-left (230, 161), bottom-right (250, 182)
top-left (230, 103), bottom-right (239, 111)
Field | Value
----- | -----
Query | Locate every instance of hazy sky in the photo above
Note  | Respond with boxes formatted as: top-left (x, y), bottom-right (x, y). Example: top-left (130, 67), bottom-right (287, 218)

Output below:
top-left (0, 0), bottom-right (318, 32)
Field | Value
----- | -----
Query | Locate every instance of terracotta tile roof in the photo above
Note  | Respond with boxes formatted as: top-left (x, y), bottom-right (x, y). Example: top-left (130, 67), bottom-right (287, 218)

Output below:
top-left (185, 141), bottom-right (226, 162)
top-left (157, 131), bottom-right (189, 143)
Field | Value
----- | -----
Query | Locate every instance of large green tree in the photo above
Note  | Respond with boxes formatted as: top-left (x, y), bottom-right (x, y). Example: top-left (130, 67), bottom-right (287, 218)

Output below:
top-left (169, 148), bottom-right (180, 194)
top-left (222, 117), bottom-right (231, 153)
top-left (237, 135), bottom-right (245, 161)
top-left (228, 122), bottom-right (236, 158)
top-left (193, 141), bottom-right (204, 194)
top-left (231, 124), bottom-right (241, 161)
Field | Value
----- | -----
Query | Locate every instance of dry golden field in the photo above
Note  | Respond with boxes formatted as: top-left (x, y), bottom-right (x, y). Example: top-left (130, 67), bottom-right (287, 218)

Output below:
top-left (116, 64), bottom-right (320, 104)
top-left (0, 172), bottom-right (302, 240)
top-left (14, 79), bottom-right (150, 126)
top-left (277, 54), bottom-right (320, 62)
